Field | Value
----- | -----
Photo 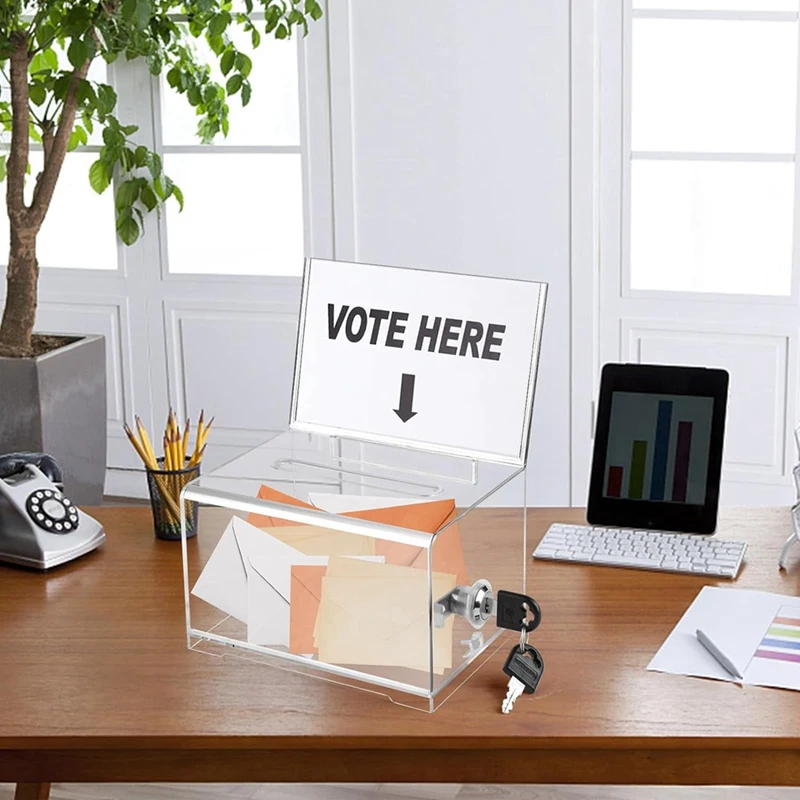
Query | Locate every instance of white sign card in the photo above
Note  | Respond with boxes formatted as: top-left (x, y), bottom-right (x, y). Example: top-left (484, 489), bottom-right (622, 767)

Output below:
top-left (290, 259), bottom-right (547, 465)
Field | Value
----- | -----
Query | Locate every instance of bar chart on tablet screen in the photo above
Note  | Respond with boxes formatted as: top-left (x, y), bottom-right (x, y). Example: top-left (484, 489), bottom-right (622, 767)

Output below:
top-left (603, 392), bottom-right (714, 505)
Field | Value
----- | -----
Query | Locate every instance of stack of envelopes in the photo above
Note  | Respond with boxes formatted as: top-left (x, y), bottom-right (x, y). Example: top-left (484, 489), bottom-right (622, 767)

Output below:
top-left (191, 486), bottom-right (467, 674)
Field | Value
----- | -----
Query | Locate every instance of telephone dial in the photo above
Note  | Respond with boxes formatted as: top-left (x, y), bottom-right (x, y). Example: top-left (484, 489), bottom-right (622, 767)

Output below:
top-left (0, 453), bottom-right (105, 569)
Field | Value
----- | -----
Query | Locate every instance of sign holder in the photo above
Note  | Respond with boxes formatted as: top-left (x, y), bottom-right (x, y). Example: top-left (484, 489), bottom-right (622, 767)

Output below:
top-left (289, 258), bottom-right (548, 469)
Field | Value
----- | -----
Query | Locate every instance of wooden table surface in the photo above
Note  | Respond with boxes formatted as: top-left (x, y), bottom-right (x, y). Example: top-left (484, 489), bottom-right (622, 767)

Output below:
top-left (2, 506), bottom-right (800, 787)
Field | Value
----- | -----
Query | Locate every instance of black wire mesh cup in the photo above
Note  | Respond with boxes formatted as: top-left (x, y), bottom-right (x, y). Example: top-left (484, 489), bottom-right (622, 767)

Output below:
top-left (146, 458), bottom-right (200, 541)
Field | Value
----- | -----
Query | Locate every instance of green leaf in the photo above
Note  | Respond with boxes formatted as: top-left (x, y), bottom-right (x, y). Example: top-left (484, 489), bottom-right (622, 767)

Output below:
top-left (29, 84), bottom-right (46, 106)
top-left (134, 0), bottom-right (151, 30)
top-left (83, 115), bottom-right (94, 135)
top-left (97, 84), bottom-right (117, 116)
top-left (166, 67), bottom-right (181, 88)
top-left (0, 155), bottom-right (6, 183)
top-left (116, 209), bottom-right (140, 245)
top-left (171, 184), bottom-right (184, 211)
top-left (89, 159), bottom-right (110, 194)
top-left (135, 145), bottom-right (148, 167)
top-left (43, 48), bottom-right (59, 72)
top-left (208, 12), bottom-right (229, 38)
top-left (29, 52), bottom-right (50, 75)
top-left (220, 49), bottom-right (235, 76)
top-left (67, 126), bottom-right (88, 151)
top-left (146, 151), bottom-right (162, 180)
top-left (67, 38), bottom-right (89, 69)
top-left (241, 82), bottom-right (251, 107)
top-left (275, 24), bottom-right (289, 40)
top-left (306, 0), bottom-right (322, 22)
top-left (235, 53), bottom-right (252, 78)
top-left (251, 28), bottom-right (261, 48)
top-left (120, 123), bottom-right (139, 136)
top-left (115, 178), bottom-right (141, 210)
top-left (226, 74), bottom-right (242, 94)
top-left (35, 24), bottom-right (55, 48)
top-left (140, 184), bottom-right (157, 212)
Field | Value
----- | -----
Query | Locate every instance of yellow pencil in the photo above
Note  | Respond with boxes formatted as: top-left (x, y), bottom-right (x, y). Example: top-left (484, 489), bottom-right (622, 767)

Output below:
top-left (136, 416), bottom-right (158, 467)
top-left (123, 423), bottom-right (154, 469)
top-left (189, 444), bottom-right (206, 468)
top-left (198, 416), bottom-right (214, 451)
top-left (181, 419), bottom-right (190, 463)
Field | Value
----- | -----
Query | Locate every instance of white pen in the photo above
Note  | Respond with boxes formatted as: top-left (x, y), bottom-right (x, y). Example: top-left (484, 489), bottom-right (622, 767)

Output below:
top-left (696, 628), bottom-right (744, 683)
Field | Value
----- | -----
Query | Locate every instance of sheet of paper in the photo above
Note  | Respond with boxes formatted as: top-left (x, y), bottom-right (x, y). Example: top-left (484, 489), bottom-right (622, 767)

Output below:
top-left (648, 586), bottom-right (800, 691)
top-left (314, 556), bottom-right (456, 673)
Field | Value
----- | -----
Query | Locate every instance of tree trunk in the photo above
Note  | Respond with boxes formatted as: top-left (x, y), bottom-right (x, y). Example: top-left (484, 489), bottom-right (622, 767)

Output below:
top-left (0, 227), bottom-right (38, 357)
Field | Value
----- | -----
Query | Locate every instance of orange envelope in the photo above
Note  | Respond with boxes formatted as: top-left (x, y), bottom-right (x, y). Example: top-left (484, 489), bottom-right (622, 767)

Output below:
top-left (290, 564), bottom-right (325, 655)
top-left (249, 485), bottom-right (467, 585)
top-left (247, 485), bottom-right (316, 528)
top-left (346, 499), bottom-right (468, 585)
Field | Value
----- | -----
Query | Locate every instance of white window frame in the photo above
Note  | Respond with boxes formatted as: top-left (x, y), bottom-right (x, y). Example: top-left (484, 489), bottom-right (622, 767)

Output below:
top-left (618, 2), bottom-right (800, 306)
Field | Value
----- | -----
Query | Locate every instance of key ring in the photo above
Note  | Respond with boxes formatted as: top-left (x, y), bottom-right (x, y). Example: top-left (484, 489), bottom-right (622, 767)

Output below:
top-left (519, 603), bottom-right (530, 651)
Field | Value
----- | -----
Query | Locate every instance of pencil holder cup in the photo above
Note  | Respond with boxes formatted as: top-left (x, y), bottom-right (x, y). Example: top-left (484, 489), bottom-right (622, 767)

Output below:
top-left (146, 458), bottom-right (201, 541)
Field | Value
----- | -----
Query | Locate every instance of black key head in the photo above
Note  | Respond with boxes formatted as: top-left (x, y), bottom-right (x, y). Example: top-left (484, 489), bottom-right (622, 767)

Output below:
top-left (496, 590), bottom-right (542, 633)
top-left (502, 644), bottom-right (544, 695)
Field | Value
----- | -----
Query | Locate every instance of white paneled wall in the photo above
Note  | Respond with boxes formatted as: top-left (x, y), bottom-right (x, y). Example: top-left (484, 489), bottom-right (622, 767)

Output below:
top-left (3, 1), bottom-right (572, 506)
top-left (328, 0), bottom-right (572, 505)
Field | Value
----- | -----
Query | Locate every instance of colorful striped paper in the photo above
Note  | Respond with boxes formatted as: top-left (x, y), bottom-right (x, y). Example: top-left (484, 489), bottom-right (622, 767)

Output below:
top-left (754, 606), bottom-right (800, 665)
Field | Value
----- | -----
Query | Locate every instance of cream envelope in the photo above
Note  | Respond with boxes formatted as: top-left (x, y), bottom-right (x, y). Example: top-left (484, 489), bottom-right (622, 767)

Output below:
top-left (191, 516), bottom-right (327, 646)
top-left (314, 556), bottom-right (456, 674)
top-left (259, 524), bottom-right (375, 557)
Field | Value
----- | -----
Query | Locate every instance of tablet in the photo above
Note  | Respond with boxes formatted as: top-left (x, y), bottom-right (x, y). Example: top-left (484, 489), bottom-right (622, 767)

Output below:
top-left (587, 363), bottom-right (729, 535)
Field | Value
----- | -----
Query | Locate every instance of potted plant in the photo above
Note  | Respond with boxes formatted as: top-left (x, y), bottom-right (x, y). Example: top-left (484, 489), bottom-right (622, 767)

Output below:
top-left (0, 0), bottom-right (322, 503)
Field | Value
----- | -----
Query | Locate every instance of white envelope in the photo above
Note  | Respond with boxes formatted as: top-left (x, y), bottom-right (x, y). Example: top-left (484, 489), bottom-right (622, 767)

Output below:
top-left (191, 516), bottom-right (326, 646)
top-left (236, 519), bottom-right (328, 646)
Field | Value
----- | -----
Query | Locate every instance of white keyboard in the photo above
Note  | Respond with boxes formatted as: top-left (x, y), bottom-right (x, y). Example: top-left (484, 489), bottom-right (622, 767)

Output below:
top-left (533, 524), bottom-right (746, 578)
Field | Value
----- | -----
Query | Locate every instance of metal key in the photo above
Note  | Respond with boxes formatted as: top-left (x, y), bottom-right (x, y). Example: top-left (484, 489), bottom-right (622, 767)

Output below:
top-left (501, 643), bottom-right (544, 714)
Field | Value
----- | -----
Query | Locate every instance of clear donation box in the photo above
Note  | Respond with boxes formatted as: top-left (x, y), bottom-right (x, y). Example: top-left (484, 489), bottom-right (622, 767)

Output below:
top-left (180, 259), bottom-right (547, 712)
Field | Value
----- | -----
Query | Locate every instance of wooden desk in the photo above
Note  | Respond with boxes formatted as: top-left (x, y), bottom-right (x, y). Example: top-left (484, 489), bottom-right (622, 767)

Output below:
top-left (2, 507), bottom-right (800, 799)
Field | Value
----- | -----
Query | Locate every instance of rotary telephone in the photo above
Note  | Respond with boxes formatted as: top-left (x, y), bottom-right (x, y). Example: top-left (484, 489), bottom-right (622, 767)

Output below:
top-left (0, 453), bottom-right (105, 569)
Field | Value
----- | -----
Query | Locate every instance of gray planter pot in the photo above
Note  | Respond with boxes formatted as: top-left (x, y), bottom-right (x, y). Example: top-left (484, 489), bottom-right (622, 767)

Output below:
top-left (0, 334), bottom-right (106, 505)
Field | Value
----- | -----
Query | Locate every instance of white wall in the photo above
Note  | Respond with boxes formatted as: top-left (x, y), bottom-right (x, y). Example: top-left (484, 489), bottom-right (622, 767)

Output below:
top-left (327, 0), bottom-right (572, 504)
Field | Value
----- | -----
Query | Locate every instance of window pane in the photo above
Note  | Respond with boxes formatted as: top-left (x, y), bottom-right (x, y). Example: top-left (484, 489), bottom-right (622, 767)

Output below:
top-left (0, 152), bottom-right (117, 270)
top-left (164, 153), bottom-right (304, 275)
top-left (634, 1), bottom-right (798, 9)
top-left (630, 160), bottom-right (794, 295)
top-left (632, 19), bottom-right (798, 152)
top-left (161, 32), bottom-right (299, 146)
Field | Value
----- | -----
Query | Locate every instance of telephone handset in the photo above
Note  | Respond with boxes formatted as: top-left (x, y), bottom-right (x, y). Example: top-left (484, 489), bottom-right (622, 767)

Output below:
top-left (0, 453), bottom-right (106, 570)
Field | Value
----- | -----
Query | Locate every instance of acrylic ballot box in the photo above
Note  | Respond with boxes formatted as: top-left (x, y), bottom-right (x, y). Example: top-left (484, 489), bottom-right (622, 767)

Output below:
top-left (180, 259), bottom-right (547, 712)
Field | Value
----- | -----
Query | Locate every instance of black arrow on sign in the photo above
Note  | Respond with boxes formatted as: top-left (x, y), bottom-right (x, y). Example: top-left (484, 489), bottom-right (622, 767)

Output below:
top-left (394, 373), bottom-right (417, 423)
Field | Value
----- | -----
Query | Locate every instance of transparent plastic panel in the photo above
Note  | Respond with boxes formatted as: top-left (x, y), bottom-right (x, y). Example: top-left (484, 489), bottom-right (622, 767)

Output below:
top-left (164, 153), bottom-right (303, 275)
top-left (630, 159), bottom-right (794, 295)
top-left (429, 480), bottom-right (527, 707)
top-left (182, 430), bottom-right (525, 711)
top-left (632, 19), bottom-right (798, 153)
top-left (0, 152), bottom-right (117, 270)
top-left (161, 29), bottom-right (299, 147)
top-left (633, 1), bottom-right (799, 10)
